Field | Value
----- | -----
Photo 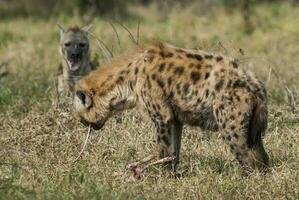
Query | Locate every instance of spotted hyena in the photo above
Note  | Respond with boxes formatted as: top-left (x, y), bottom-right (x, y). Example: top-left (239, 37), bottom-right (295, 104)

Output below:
top-left (73, 42), bottom-right (269, 173)
top-left (56, 24), bottom-right (98, 99)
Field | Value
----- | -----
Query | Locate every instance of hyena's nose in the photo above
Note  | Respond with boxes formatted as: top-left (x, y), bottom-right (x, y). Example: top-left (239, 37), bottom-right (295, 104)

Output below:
top-left (71, 53), bottom-right (80, 59)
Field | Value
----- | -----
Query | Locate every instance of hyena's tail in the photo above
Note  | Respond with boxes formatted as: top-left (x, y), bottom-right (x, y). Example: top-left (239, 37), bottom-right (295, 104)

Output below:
top-left (247, 98), bottom-right (269, 169)
top-left (248, 98), bottom-right (267, 148)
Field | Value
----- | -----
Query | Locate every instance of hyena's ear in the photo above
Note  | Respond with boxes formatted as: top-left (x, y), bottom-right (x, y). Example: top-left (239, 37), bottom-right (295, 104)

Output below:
top-left (82, 24), bottom-right (93, 35)
top-left (57, 23), bottom-right (65, 38)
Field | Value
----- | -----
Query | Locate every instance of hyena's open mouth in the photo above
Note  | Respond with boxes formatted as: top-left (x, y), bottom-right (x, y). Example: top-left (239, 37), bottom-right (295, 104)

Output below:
top-left (67, 56), bottom-right (81, 71)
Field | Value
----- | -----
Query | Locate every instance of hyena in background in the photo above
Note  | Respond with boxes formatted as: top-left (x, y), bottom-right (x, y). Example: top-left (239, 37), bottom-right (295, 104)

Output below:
top-left (73, 42), bottom-right (269, 175)
top-left (56, 24), bottom-right (98, 102)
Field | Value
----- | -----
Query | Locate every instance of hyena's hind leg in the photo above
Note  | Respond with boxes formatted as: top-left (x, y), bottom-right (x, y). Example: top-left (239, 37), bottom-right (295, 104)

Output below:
top-left (214, 93), bottom-right (269, 174)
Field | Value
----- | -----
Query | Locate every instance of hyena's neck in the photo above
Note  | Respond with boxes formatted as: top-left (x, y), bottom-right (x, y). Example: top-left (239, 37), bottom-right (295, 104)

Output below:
top-left (106, 56), bottom-right (146, 109)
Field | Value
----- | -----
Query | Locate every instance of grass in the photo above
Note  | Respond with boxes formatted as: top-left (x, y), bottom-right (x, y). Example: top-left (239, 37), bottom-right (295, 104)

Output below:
top-left (0, 2), bottom-right (299, 199)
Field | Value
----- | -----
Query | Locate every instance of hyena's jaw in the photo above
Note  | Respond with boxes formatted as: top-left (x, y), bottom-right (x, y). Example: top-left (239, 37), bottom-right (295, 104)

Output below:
top-left (79, 116), bottom-right (106, 130)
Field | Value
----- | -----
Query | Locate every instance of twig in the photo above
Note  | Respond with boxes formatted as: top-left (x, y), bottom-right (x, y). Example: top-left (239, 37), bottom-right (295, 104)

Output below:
top-left (109, 22), bottom-right (121, 48)
top-left (72, 125), bottom-right (91, 163)
top-left (116, 21), bottom-right (138, 45)
top-left (89, 32), bottom-right (113, 61)
top-left (137, 21), bottom-right (140, 45)
top-left (218, 41), bottom-right (228, 54)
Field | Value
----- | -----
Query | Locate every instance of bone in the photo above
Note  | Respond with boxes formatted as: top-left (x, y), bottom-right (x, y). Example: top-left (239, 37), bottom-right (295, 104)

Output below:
top-left (127, 155), bottom-right (176, 180)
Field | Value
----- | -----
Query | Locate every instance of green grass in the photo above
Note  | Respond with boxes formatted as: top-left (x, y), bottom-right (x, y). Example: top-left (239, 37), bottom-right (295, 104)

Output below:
top-left (0, 2), bottom-right (299, 199)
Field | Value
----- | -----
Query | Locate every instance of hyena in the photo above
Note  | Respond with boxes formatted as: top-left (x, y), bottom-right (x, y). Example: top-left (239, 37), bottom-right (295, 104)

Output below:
top-left (73, 42), bottom-right (269, 174)
top-left (56, 24), bottom-right (98, 100)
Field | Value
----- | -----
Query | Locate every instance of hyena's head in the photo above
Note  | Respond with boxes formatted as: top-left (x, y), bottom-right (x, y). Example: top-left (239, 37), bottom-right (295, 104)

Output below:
top-left (73, 61), bottom-right (137, 130)
top-left (58, 24), bottom-right (92, 72)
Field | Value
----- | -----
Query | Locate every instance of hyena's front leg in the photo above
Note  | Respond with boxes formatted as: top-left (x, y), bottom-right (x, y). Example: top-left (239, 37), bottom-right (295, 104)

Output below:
top-left (154, 116), bottom-right (183, 171)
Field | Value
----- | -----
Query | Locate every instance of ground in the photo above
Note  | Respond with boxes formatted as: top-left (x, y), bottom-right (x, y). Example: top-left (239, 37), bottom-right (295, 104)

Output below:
top-left (0, 2), bottom-right (299, 200)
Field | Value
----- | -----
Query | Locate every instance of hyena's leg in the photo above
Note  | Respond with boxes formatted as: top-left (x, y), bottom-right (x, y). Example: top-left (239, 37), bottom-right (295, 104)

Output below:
top-left (214, 92), bottom-right (269, 173)
top-left (143, 94), bottom-right (183, 171)
top-left (153, 117), bottom-right (183, 171)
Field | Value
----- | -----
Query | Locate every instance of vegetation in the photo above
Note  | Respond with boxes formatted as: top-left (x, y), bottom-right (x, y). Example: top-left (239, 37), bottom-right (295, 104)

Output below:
top-left (0, 1), bottom-right (298, 199)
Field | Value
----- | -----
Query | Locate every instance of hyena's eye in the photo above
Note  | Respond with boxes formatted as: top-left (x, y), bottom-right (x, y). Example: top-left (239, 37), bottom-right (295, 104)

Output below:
top-left (64, 42), bottom-right (71, 47)
top-left (79, 43), bottom-right (87, 48)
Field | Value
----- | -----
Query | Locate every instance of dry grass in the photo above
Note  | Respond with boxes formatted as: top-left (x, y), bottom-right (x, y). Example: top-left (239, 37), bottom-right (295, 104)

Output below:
top-left (0, 2), bottom-right (299, 199)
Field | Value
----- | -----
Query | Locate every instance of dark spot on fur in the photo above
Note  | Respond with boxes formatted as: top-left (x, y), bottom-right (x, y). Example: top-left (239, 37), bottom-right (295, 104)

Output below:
top-left (233, 133), bottom-right (239, 139)
top-left (186, 53), bottom-right (203, 61)
top-left (158, 63), bottom-right (166, 72)
top-left (231, 61), bottom-right (238, 68)
top-left (167, 62), bottom-right (174, 71)
top-left (219, 104), bottom-right (224, 110)
top-left (162, 136), bottom-right (170, 146)
top-left (156, 104), bottom-right (161, 110)
top-left (190, 71), bottom-right (200, 84)
top-left (188, 63), bottom-right (194, 68)
top-left (169, 91), bottom-right (174, 99)
top-left (116, 76), bottom-right (124, 84)
top-left (205, 90), bottom-right (210, 98)
top-left (233, 79), bottom-right (246, 88)
top-left (231, 125), bottom-right (236, 130)
top-left (174, 66), bottom-right (184, 75)
top-left (230, 115), bottom-right (235, 120)
top-left (134, 67), bottom-right (139, 75)
top-left (176, 84), bottom-right (181, 95)
top-left (165, 52), bottom-right (174, 58)
top-left (205, 55), bottom-right (213, 59)
top-left (205, 72), bottom-right (210, 80)
top-left (215, 109), bottom-right (219, 117)
top-left (195, 64), bottom-right (201, 70)
top-left (151, 74), bottom-right (156, 80)
top-left (216, 56), bottom-right (223, 62)
top-left (227, 135), bottom-right (231, 141)
top-left (215, 79), bottom-right (224, 91)
top-left (167, 77), bottom-right (172, 86)
top-left (157, 79), bottom-right (164, 88)
top-left (183, 83), bottom-right (190, 95)
top-left (159, 51), bottom-right (165, 58)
